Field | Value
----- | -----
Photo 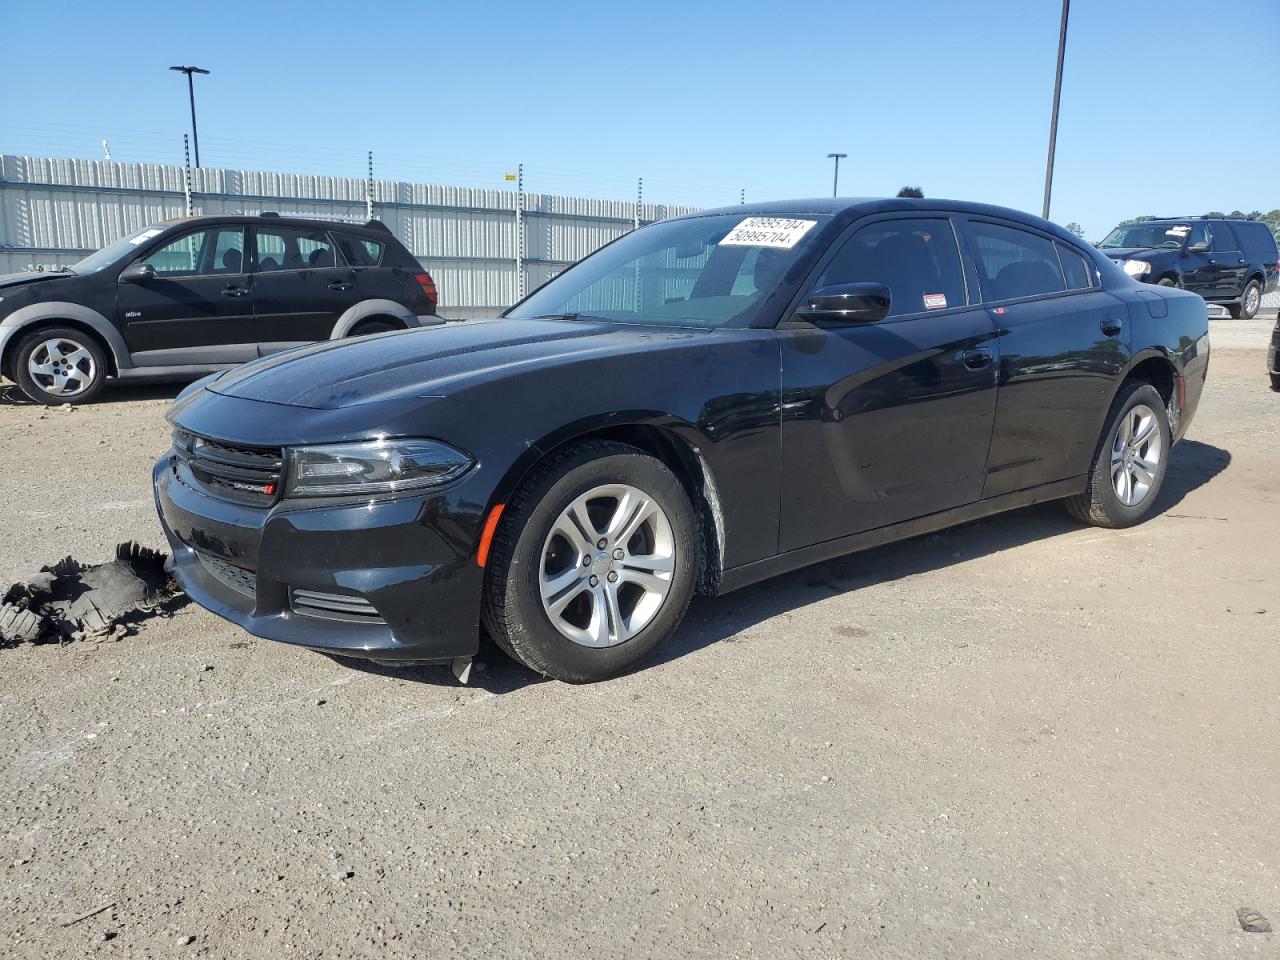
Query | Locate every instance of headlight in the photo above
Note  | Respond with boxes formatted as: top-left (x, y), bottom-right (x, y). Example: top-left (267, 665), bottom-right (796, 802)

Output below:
top-left (285, 439), bottom-right (473, 497)
top-left (1122, 259), bottom-right (1151, 277)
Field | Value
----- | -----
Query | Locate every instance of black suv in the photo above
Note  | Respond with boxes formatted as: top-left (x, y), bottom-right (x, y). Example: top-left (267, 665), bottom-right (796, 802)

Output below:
top-left (0, 214), bottom-right (438, 404)
top-left (1098, 217), bottom-right (1278, 319)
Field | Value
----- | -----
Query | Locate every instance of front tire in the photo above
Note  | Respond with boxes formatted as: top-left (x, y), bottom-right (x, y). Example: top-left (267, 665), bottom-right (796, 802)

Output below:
top-left (12, 327), bottom-right (108, 405)
top-left (482, 440), bottom-right (698, 683)
top-left (1064, 381), bottom-right (1170, 528)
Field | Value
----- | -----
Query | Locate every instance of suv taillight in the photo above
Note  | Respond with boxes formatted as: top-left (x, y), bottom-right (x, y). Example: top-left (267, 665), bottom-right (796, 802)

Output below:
top-left (413, 272), bottom-right (438, 308)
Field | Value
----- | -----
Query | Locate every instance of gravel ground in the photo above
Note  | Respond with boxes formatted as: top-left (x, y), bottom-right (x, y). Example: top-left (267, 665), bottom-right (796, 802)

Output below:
top-left (1, 318), bottom-right (1278, 959)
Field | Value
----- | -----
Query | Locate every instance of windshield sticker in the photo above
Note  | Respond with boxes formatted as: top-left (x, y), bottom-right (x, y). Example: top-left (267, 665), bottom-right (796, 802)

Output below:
top-left (721, 217), bottom-right (817, 249)
top-left (923, 293), bottom-right (947, 310)
top-left (128, 228), bottom-right (164, 245)
top-left (1166, 226), bottom-right (1191, 237)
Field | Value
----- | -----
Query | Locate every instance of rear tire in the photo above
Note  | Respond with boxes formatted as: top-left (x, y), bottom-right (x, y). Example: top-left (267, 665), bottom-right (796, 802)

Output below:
top-left (1237, 280), bottom-right (1262, 320)
top-left (12, 327), bottom-right (108, 405)
top-left (1270, 372), bottom-right (1280, 393)
top-left (482, 440), bottom-right (698, 683)
top-left (1064, 381), bottom-right (1170, 529)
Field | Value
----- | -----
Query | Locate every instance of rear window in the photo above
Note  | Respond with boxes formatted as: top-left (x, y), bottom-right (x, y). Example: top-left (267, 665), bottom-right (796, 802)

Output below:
top-left (968, 221), bottom-right (1066, 301)
top-left (1234, 221), bottom-right (1279, 259)
top-left (1057, 242), bottom-right (1093, 290)
top-left (338, 235), bottom-right (384, 266)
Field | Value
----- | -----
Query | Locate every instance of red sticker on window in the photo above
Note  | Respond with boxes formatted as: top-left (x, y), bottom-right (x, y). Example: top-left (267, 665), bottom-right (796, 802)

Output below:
top-left (923, 293), bottom-right (947, 310)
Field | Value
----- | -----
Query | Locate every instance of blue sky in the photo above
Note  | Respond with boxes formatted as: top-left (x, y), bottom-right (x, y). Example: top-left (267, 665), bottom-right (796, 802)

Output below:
top-left (2, 0), bottom-right (1275, 238)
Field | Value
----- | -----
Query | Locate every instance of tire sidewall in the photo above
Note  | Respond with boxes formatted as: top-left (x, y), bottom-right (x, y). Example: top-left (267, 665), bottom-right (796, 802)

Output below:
top-left (499, 451), bottom-right (697, 681)
top-left (1095, 384), bottom-right (1170, 524)
top-left (13, 327), bottom-right (108, 405)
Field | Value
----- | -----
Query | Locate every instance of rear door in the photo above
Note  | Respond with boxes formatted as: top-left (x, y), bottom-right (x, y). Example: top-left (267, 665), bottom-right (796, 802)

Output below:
top-left (1178, 222), bottom-right (1218, 295)
top-left (250, 225), bottom-right (354, 354)
top-left (1207, 221), bottom-right (1246, 298)
top-left (116, 225), bottom-right (257, 366)
top-left (778, 214), bottom-right (999, 550)
top-left (960, 218), bottom-right (1129, 497)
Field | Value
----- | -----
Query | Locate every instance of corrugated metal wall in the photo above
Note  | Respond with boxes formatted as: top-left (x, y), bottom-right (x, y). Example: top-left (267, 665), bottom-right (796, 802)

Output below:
top-left (0, 155), bottom-right (699, 318)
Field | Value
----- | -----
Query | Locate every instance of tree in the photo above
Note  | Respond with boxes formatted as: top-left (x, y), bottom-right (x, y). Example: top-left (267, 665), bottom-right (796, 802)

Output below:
top-left (896, 186), bottom-right (924, 199)
top-left (1064, 222), bottom-right (1085, 239)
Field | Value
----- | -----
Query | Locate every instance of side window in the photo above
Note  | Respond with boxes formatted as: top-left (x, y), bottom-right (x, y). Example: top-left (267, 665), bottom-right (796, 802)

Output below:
top-left (254, 228), bottom-right (336, 272)
top-left (142, 227), bottom-right (244, 276)
top-left (1057, 242), bottom-right (1093, 290)
top-left (968, 221), bottom-right (1065, 301)
top-left (816, 218), bottom-right (966, 318)
top-left (1186, 222), bottom-right (1211, 249)
top-left (336, 235), bottom-right (384, 267)
top-left (1210, 222), bottom-right (1237, 251)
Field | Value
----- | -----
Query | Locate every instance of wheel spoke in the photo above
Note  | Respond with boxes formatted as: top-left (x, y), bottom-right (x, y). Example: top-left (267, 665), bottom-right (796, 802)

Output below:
top-left (587, 586), bottom-right (612, 646)
top-left (603, 581), bottom-right (629, 643)
top-left (619, 568), bottom-right (669, 595)
top-left (1115, 465), bottom-right (1131, 504)
top-left (44, 341), bottom-right (66, 362)
top-left (62, 347), bottom-right (91, 368)
top-left (605, 490), bottom-right (654, 546)
top-left (541, 564), bottom-right (586, 603)
top-left (1131, 459), bottom-right (1156, 485)
top-left (30, 360), bottom-right (57, 377)
top-left (1131, 415), bottom-right (1155, 448)
top-left (623, 551), bottom-right (674, 574)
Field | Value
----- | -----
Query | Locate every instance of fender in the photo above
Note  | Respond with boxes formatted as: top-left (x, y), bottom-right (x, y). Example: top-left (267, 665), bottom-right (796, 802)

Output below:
top-left (329, 299), bottom-right (440, 339)
top-left (0, 301), bottom-right (133, 371)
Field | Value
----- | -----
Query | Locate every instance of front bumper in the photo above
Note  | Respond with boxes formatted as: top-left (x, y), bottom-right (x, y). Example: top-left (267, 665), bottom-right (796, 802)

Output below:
top-left (152, 455), bottom-right (484, 663)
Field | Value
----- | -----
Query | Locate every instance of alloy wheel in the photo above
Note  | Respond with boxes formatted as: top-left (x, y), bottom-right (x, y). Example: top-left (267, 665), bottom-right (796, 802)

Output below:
top-left (538, 483), bottom-right (676, 647)
top-left (1244, 285), bottom-right (1260, 316)
top-left (1110, 403), bottom-right (1163, 507)
top-left (27, 337), bottom-right (97, 398)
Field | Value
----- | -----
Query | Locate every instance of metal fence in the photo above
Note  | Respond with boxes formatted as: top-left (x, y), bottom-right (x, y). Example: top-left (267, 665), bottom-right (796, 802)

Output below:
top-left (0, 155), bottom-right (700, 318)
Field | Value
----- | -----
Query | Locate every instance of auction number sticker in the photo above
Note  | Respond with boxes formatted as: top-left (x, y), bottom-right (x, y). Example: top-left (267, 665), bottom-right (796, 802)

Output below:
top-left (128, 228), bottom-right (164, 245)
top-left (721, 217), bottom-right (817, 249)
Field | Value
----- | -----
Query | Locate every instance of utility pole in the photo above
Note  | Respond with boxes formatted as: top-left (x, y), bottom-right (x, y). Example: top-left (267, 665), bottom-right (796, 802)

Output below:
top-left (366, 151), bottom-right (374, 221)
top-left (826, 153), bottom-right (847, 197)
top-left (1042, 0), bottom-right (1070, 220)
top-left (169, 65), bottom-right (209, 167)
top-left (515, 163), bottom-right (525, 300)
top-left (740, 188), bottom-right (745, 205)
top-left (634, 177), bottom-right (643, 231)
top-left (182, 134), bottom-right (193, 216)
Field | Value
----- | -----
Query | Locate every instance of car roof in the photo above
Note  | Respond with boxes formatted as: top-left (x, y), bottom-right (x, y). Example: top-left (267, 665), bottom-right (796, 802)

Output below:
top-left (675, 197), bottom-right (1078, 237)
top-left (157, 214), bottom-right (390, 237)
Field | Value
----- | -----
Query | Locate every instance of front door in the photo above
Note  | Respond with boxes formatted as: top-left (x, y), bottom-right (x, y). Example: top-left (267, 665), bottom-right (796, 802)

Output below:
top-left (250, 225), bottom-right (354, 353)
top-left (116, 225), bottom-right (257, 366)
top-left (960, 218), bottom-right (1130, 497)
top-left (779, 215), bottom-right (999, 551)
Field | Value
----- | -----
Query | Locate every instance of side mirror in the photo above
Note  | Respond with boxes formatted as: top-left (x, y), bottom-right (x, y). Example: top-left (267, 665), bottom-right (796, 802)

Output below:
top-left (120, 262), bottom-right (156, 284)
top-left (797, 282), bottom-right (891, 324)
top-left (1186, 241), bottom-right (1210, 254)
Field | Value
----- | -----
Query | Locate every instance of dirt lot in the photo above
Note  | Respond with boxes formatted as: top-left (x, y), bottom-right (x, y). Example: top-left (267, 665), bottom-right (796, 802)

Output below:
top-left (1, 319), bottom-right (1278, 959)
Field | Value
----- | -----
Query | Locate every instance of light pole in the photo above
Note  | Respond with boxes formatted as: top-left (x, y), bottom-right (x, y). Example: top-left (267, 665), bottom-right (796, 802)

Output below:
top-left (827, 153), bottom-right (847, 197)
top-left (1041, 0), bottom-right (1069, 219)
top-left (169, 65), bottom-right (210, 168)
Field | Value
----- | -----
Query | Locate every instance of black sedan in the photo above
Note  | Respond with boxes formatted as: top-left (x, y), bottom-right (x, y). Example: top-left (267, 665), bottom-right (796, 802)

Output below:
top-left (154, 198), bottom-right (1210, 683)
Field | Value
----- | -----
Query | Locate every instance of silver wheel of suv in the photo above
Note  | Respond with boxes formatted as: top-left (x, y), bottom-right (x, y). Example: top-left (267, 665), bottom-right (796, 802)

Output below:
top-left (1244, 284), bottom-right (1261, 317)
top-left (538, 483), bottom-right (676, 648)
top-left (27, 336), bottom-right (98, 398)
top-left (1111, 403), bottom-right (1163, 507)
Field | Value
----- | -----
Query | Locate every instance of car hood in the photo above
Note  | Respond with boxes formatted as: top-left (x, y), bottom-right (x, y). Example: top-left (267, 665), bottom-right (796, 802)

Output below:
top-left (0, 271), bottom-right (74, 290)
top-left (207, 318), bottom-right (707, 410)
top-left (1100, 247), bottom-right (1166, 261)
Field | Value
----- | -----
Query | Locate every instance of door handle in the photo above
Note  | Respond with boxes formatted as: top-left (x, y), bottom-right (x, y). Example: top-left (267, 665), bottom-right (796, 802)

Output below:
top-left (962, 348), bottom-right (993, 370)
top-left (327, 282), bottom-right (354, 291)
top-left (221, 287), bottom-right (249, 297)
top-left (1100, 318), bottom-right (1123, 336)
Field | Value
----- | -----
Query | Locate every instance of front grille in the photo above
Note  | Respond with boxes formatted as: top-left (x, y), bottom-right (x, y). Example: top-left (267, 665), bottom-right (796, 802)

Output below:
top-left (174, 429), bottom-right (284, 506)
top-left (197, 551), bottom-right (257, 597)
top-left (290, 588), bottom-right (385, 624)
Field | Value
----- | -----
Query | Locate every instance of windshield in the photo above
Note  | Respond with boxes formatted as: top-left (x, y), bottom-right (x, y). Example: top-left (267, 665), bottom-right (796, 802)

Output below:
top-left (507, 213), bottom-right (829, 329)
top-left (72, 225), bottom-right (169, 274)
top-left (1099, 223), bottom-right (1190, 250)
